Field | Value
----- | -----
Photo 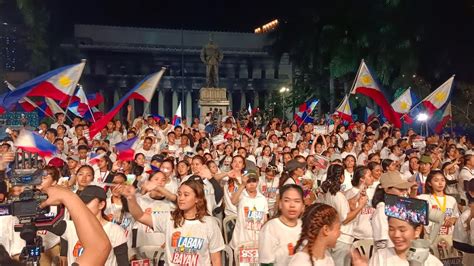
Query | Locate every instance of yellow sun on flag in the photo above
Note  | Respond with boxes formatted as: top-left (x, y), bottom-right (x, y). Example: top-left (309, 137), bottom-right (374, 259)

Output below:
top-left (360, 74), bottom-right (372, 85)
top-left (58, 75), bottom-right (72, 88)
top-left (434, 91), bottom-right (446, 102)
top-left (344, 104), bottom-right (350, 113)
top-left (400, 101), bottom-right (409, 111)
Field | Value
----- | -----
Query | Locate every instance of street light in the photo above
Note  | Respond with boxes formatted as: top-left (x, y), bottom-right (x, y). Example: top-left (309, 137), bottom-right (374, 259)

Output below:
top-left (416, 113), bottom-right (429, 136)
top-left (279, 87), bottom-right (290, 121)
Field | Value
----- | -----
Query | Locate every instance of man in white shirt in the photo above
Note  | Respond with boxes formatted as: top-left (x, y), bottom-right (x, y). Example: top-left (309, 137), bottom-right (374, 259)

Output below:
top-left (50, 112), bottom-right (70, 132)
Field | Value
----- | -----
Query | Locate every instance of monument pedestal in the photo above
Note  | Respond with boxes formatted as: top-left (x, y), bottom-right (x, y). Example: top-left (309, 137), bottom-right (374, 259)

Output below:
top-left (199, 88), bottom-right (229, 121)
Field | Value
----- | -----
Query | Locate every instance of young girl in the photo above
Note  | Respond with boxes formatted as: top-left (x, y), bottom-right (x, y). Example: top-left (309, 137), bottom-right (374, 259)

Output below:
top-left (258, 166), bottom-right (280, 216)
top-left (230, 171), bottom-right (268, 250)
top-left (367, 217), bottom-right (442, 265)
top-left (223, 155), bottom-right (247, 216)
top-left (317, 164), bottom-right (367, 266)
top-left (342, 155), bottom-right (356, 192)
top-left (289, 203), bottom-right (341, 265)
top-left (418, 170), bottom-right (459, 249)
top-left (121, 179), bottom-right (224, 265)
top-left (259, 184), bottom-right (305, 265)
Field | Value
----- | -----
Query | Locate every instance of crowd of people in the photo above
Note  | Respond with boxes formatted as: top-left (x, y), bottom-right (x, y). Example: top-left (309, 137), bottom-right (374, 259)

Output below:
top-left (0, 106), bottom-right (473, 266)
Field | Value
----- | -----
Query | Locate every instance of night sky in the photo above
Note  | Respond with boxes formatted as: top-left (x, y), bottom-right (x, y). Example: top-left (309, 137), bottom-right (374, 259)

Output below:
top-left (57, 0), bottom-right (287, 32)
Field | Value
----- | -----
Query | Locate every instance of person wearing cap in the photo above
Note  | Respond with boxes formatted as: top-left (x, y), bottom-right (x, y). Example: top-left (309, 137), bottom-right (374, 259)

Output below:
top-left (59, 185), bottom-right (129, 266)
top-left (371, 171), bottom-right (413, 250)
top-left (409, 154), bottom-right (432, 195)
top-left (280, 159), bottom-right (307, 186)
top-left (230, 170), bottom-right (269, 250)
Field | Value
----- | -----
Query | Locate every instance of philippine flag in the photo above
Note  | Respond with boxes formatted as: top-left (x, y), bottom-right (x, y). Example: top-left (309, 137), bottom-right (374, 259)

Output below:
top-left (391, 88), bottom-right (417, 124)
top-left (115, 136), bottom-right (138, 161)
top-left (422, 76), bottom-right (454, 115)
top-left (15, 130), bottom-right (58, 157)
top-left (0, 61), bottom-right (85, 112)
top-left (88, 67), bottom-right (166, 138)
top-left (88, 153), bottom-right (106, 165)
top-left (335, 95), bottom-right (353, 122)
top-left (172, 102), bottom-right (182, 126)
top-left (434, 102), bottom-right (452, 133)
top-left (5, 81), bottom-right (39, 112)
top-left (350, 60), bottom-right (401, 128)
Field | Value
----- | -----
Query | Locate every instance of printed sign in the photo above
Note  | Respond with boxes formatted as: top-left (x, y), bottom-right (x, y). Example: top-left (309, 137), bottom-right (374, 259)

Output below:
top-left (239, 247), bottom-right (258, 264)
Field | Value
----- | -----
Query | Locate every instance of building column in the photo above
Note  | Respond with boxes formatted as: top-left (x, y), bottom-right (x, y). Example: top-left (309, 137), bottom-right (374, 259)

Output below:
top-left (186, 90), bottom-right (192, 122)
top-left (113, 89), bottom-right (120, 119)
top-left (172, 90), bottom-right (178, 115)
top-left (158, 89), bottom-right (164, 115)
top-left (227, 90), bottom-right (233, 111)
top-left (240, 90), bottom-right (246, 111)
top-left (254, 91), bottom-right (259, 108)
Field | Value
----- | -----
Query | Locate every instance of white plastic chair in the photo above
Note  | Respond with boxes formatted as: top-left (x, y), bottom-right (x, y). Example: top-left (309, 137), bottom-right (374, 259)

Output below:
top-left (223, 215), bottom-right (237, 244)
top-left (352, 239), bottom-right (375, 260)
top-left (221, 244), bottom-right (234, 266)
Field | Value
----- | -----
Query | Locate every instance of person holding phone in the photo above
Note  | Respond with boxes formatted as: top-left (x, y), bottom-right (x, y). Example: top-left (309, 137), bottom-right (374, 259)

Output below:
top-left (371, 171), bottom-right (413, 250)
top-left (352, 216), bottom-right (443, 266)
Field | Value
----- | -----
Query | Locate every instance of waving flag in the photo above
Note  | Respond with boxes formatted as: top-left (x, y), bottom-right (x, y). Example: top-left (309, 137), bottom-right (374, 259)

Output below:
top-left (364, 107), bottom-right (377, 123)
top-left (350, 60), bottom-right (401, 128)
top-left (0, 61), bottom-right (85, 112)
top-left (88, 152), bottom-right (106, 165)
top-left (87, 92), bottom-right (104, 107)
top-left (294, 98), bottom-right (319, 125)
top-left (44, 98), bottom-right (65, 117)
top-left (151, 114), bottom-right (165, 122)
top-left (115, 136), bottom-right (138, 161)
top-left (335, 95), bottom-right (353, 122)
top-left (422, 76), bottom-right (454, 114)
top-left (434, 102), bottom-right (452, 133)
top-left (5, 81), bottom-right (40, 113)
top-left (15, 130), bottom-right (58, 157)
top-left (248, 103), bottom-right (252, 115)
top-left (74, 87), bottom-right (90, 116)
top-left (88, 68), bottom-right (166, 138)
top-left (172, 102), bottom-right (182, 126)
top-left (392, 88), bottom-right (417, 124)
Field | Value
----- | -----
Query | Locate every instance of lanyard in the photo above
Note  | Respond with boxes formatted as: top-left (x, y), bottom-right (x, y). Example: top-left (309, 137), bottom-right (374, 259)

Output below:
top-left (432, 194), bottom-right (447, 212)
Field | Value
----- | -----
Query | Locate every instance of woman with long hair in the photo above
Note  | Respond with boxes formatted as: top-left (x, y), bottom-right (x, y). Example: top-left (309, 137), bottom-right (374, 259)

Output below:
top-left (317, 164), bottom-right (367, 266)
top-left (259, 184), bottom-right (305, 265)
top-left (342, 155), bottom-right (356, 192)
top-left (418, 170), bottom-right (459, 246)
top-left (289, 203), bottom-right (340, 265)
top-left (119, 179), bottom-right (224, 265)
top-left (223, 155), bottom-right (247, 216)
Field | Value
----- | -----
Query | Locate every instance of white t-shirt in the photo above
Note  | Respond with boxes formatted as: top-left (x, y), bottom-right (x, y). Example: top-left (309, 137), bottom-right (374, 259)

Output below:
top-left (223, 176), bottom-right (241, 216)
top-left (453, 209), bottom-right (472, 245)
top-left (259, 218), bottom-right (302, 266)
top-left (371, 202), bottom-right (394, 248)
top-left (369, 247), bottom-right (442, 266)
top-left (151, 213), bottom-right (225, 266)
top-left (230, 190), bottom-right (269, 249)
top-left (62, 220), bottom-right (127, 266)
top-left (135, 194), bottom-right (173, 247)
top-left (417, 194), bottom-right (459, 236)
top-left (317, 191), bottom-right (354, 244)
top-left (341, 169), bottom-right (354, 192)
top-left (258, 175), bottom-right (280, 214)
top-left (289, 251), bottom-right (335, 266)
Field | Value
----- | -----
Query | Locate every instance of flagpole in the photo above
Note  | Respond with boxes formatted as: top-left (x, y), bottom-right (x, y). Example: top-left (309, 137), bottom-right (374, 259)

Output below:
top-left (63, 59), bottom-right (87, 123)
top-left (349, 59), bottom-right (364, 95)
top-left (87, 105), bottom-right (97, 123)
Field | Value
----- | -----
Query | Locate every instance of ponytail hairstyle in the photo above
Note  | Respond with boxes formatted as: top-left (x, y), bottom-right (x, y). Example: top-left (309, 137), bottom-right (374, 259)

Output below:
top-left (294, 203), bottom-right (338, 266)
top-left (351, 166), bottom-right (369, 187)
top-left (320, 164), bottom-right (344, 195)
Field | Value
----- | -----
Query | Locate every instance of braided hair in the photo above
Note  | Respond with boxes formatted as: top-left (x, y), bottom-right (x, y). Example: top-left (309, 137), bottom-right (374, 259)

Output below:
top-left (294, 203), bottom-right (338, 266)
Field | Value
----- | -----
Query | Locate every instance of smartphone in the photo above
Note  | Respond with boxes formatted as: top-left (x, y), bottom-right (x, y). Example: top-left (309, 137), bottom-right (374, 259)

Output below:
top-left (384, 194), bottom-right (429, 225)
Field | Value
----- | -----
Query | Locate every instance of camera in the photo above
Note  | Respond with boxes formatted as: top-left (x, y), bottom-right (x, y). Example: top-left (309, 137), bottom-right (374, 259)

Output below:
top-left (0, 152), bottom-right (65, 264)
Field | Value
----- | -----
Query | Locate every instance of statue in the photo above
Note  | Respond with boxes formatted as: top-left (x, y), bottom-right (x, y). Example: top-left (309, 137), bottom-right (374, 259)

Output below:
top-left (200, 35), bottom-right (223, 88)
